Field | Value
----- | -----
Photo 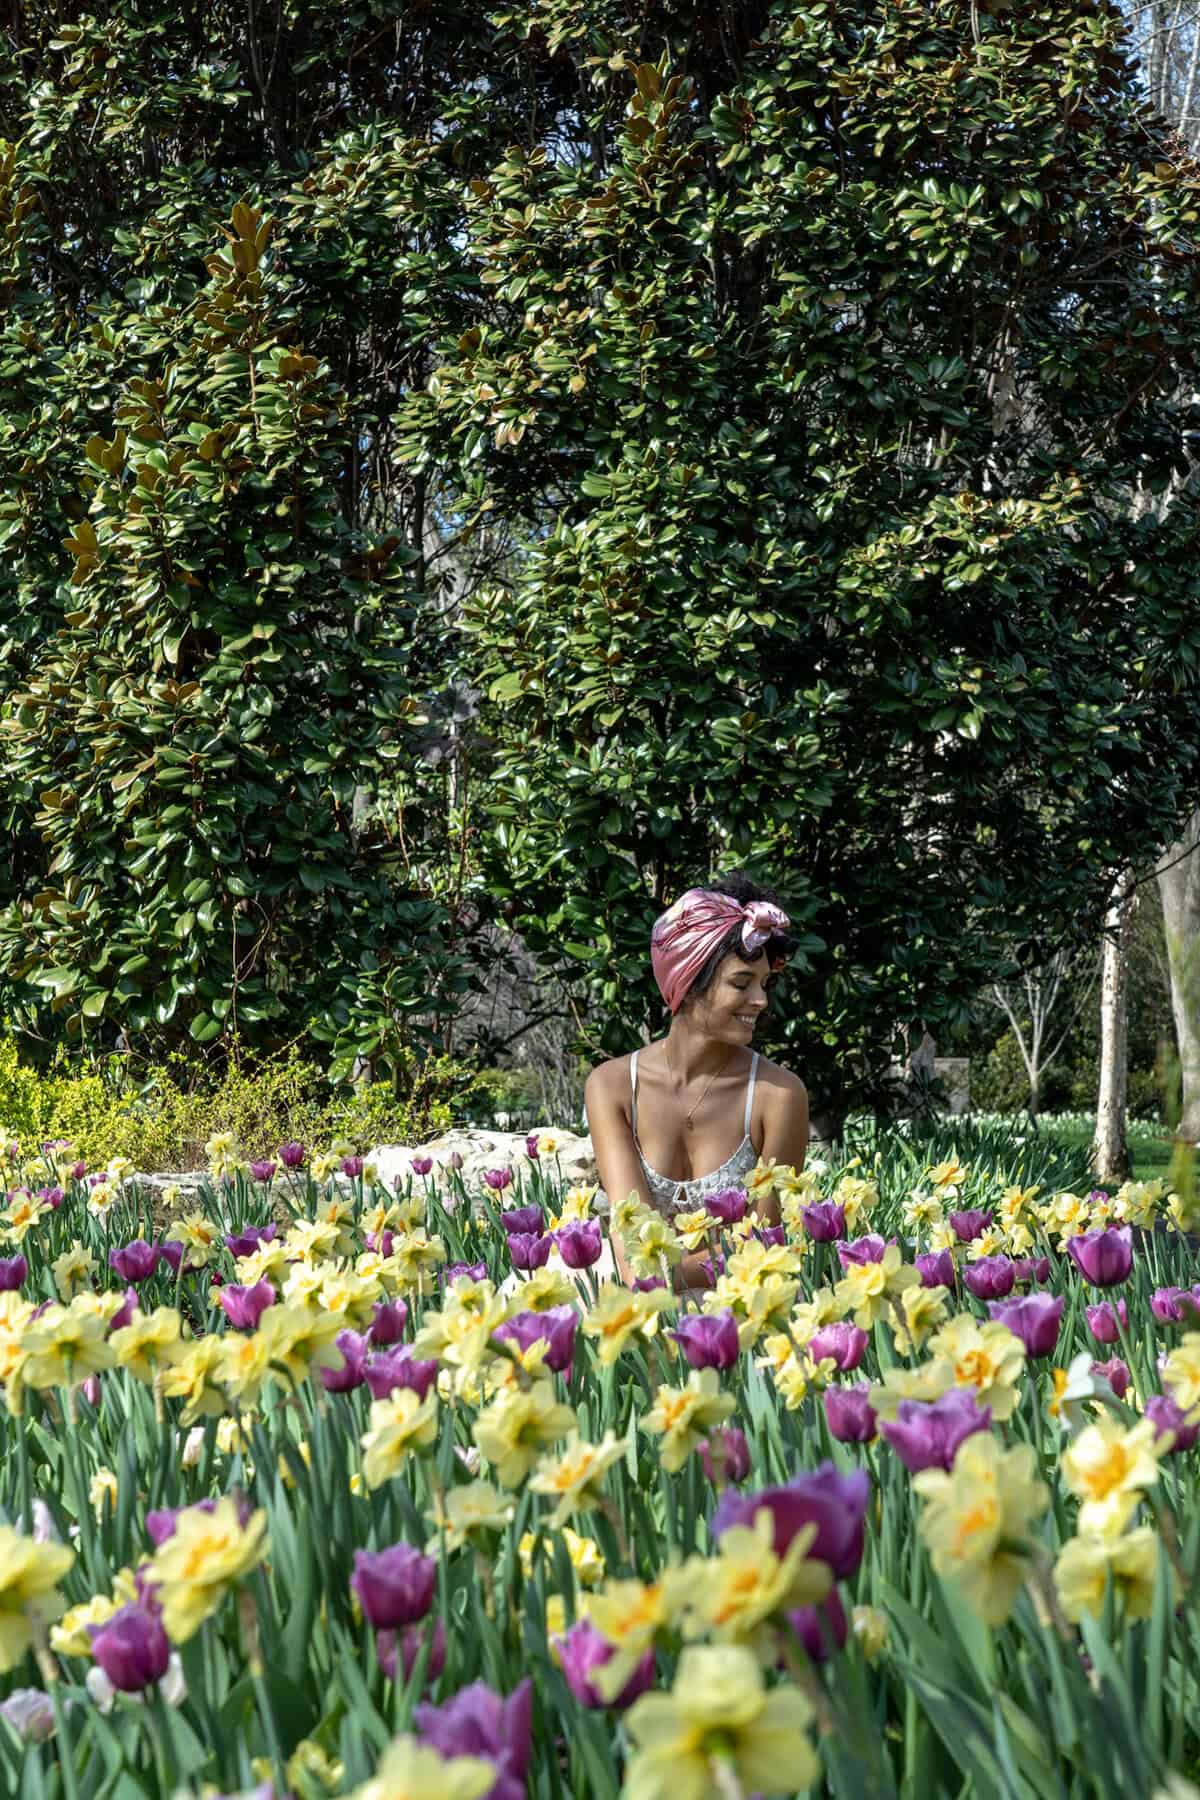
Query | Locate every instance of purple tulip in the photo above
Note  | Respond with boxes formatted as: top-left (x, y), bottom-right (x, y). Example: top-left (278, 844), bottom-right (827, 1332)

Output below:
top-left (70, 1160), bottom-right (87, 1181)
top-left (0, 1254), bottom-right (26, 1292)
top-left (987, 1293), bottom-right (1063, 1358)
top-left (146, 1497), bottom-right (218, 1546)
top-left (508, 1232), bottom-right (552, 1271)
top-left (157, 1241), bottom-right (184, 1275)
top-left (341, 1156), bottom-right (364, 1179)
top-left (1151, 1287), bottom-right (1185, 1324)
top-left (784, 1589), bottom-right (848, 1664)
top-left (37, 1186), bottom-right (64, 1211)
top-left (369, 1299), bottom-right (409, 1346)
top-left (484, 1168), bottom-right (514, 1194)
top-left (378, 1616), bottom-right (447, 1684)
top-left (365, 1348), bottom-right (440, 1402)
top-left (217, 1280), bottom-right (275, 1331)
top-left (250, 1160), bottom-right (277, 1184)
top-left (670, 1311), bottom-right (740, 1371)
top-left (755, 1224), bottom-right (787, 1248)
top-left (823, 1384), bottom-right (877, 1443)
top-left (632, 1275), bottom-right (667, 1292)
top-left (801, 1202), bottom-right (846, 1242)
top-left (224, 1223), bottom-right (277, 1259)
top-left (880, 1390), bottom-right (992, 1474)
top-left (110, 1288), bottom-right (139, 1331)
top-left (948, 1209), bottom-right (991, 1243)
top-left (808, 1322), bottom-right (869, 1372)
top-left (705, 1187), bottom-right (748, 1225)
top-left (108, 1241), bottom-right (160, 1284)
top-left (500, 1205), bottom-right (542, 1235)
top-left (525, 1134), bottom-right (541, 1159)
top-left (411, 1156), bottom-right (434, 1177)
top-left (1030, 1256), bottom-right (1051, 1283)
top-left (443, 1260), bottom-right (488, 1285)
top-left (962, 1255), bottom-right (1015, 1301)
top-left (1067, 1227), bottom-right (1133, 1288)
top-left (89, 1604), bottom-right (170, 1692)
top-left (915, 1249), bottom-right (955, 1290)
top-left (699, 1426), bottom-right (751, 1486)
top-left (415, 1678), bottom-right (532, 1800)
top-left (837, 1235), bottom-right (889, 1269)
top-left (279, 1142), bottom-right (306, 1168)
top-left (80, 1374), bottom-right (101, 1407)
top-left (367, 1229), bottom-right (395, 1257)
top-left (698, 1253), bottom-right (725, 1284)
top-left (351, 1543), bottom-right (436, 1629)
top-left (712, 1463), bottom-right (870, 1579)
top-left (495, 1307), bottom-right (577, 1374)
top-left (1086, 1298), bottom-right (1128, 1346)
top-left (554, 1618), bottom-right (656, 1710)
top-left (556, 1221), bottom-right (603, 1269)
top-left (1145, 1393), bottom-right (1200, 1453)
top-left (448, 1151), bottom-right (465, 1171)
top-left (1091, 1357), bottom-right (1131, 1400)
top-left (319, 1329), bottom-right (368, 1393)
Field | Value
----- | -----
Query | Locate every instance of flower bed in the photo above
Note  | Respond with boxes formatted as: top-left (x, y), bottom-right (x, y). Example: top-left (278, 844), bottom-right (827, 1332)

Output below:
top-left (1, 1131), bottom-right (1199, 1797)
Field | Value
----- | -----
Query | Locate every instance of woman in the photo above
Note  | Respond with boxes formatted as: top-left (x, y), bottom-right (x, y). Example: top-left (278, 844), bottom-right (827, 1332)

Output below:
top-left (585, 875), bottom-right (809, 1289)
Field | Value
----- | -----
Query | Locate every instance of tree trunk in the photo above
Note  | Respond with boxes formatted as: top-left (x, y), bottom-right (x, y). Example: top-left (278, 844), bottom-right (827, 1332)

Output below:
top-left (1157, 811), bottom-right (1200, 1142)
top-left (1092, 878), bottom-right (1137, 1185)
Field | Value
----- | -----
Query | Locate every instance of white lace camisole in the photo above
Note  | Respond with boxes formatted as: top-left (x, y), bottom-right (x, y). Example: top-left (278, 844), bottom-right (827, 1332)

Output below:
top-left (630, 1048), bottom-right (760, 1217)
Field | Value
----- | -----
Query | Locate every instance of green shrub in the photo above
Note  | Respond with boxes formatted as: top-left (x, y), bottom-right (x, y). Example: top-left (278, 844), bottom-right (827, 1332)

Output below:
top-left (0, 1029), bottom-right (480, 1169)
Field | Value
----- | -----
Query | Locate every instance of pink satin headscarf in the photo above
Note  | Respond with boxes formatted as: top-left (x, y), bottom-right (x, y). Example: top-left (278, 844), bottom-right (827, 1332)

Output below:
top-left (650, 888), bottom-right (790, 1014)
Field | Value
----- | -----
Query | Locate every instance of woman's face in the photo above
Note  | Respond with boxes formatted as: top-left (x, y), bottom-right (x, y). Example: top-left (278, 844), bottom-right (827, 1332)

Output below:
top-left (689, 951), bottom-right (773, 1045)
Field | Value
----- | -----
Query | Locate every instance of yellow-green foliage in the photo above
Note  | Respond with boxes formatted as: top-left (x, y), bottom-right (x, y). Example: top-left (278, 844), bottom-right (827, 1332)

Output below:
top-left (0, 1032), bottom-right (469, 1170)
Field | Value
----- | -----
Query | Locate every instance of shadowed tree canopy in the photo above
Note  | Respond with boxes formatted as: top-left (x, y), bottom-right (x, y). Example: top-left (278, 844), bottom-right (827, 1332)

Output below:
top-left (399, 0), bottom-right (1200, 1110)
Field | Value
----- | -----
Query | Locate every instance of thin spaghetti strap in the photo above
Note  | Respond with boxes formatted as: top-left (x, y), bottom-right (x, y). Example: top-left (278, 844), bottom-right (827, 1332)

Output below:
top-left (630, 1049), bottom-right (640, 1135)
top-left (743, 1051), bottom-right (759, 1137)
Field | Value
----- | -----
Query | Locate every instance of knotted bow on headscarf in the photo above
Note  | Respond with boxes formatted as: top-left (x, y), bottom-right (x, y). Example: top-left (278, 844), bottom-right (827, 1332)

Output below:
top-left (650, 888), bottom-right (790, 1014)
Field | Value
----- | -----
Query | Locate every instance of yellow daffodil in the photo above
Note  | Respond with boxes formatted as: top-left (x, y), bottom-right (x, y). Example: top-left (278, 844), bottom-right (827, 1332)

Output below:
top-left (172, 1212), bottom-right (220, 1265)
top-left (343, 1734), bottom-right (493, 1800)
top-left (519, 1526), bottom-right (605, 1587)
top-left (259, 1304), bottom-right (348, 1386)
top-left (927, 1316), bottom-right (1026, 1422)
top-left (1162, 1333), bottom-right (1200, 1415)
top-left (870, 1359), bottom-right (956, 1420)
top-left (915, 1433), bottom-right (1048, 1625)
top-left (581, 1284), bottom-right (672, 1366)
top-left (110, 1307), bottom-right (183, 1384)
top-left (528, 1431), bottom-right (627, 1528)
top-left (683, 1512), bottom-right (830, 1644)
top-left (21, 1303), bottom-right (115, 1390)
top-left (641, 1368), bottom-right (736, 1472)
top-left (88, 1467), bottom-right (119, 1521)
top-left (623, 1644), bottom-right (817, 1800)
top-left (835, 1245), bottom-right (918, 1330)
top-left (928, 1158), bottom-right (968, 1195)
top-left (0, 1527), bottom-right (75, 1672)
top-left (746, 1158), bottom-right (783, 1203)
top-left (284, 1219), bottom-right (343, 1265)
top-left (361, 1389), bottom-right (439, 1489)
top-left (147, 1497), bottom-right (267, 1642)
top-left (1054, 1526), bottom-right (1160, 1622)
top-left (158, 1337), bottom-right (230, 1423)
top-left (589, 1570), bottom-right (692, 1701)
top-left (892, 1283), bottom-right (949, 1356)
top-left (51, 1586), bottom-right (128, 1656)
top-left (671, 1208), bottom-right (714, 1253)
top-left (510, 1266), bottom-right (578, 1313)
top-left (390, 1228), bottom-right (448, 1291)
top-left (51, 1242), bottom-right (97, 1300)
top-left (852, 1604), bottom-right (889, 1660)
top-left (627, 1213), bottom-right (685, 1280)
top-left (472, 1380), bottom-right (576, 1488)
top-left (1, 1193), bottom-right (49, 1244)
top-left (426, 1480), bottom-right (515, 1550)
top-left (1061, 1418), bottom-right (1164, 1537)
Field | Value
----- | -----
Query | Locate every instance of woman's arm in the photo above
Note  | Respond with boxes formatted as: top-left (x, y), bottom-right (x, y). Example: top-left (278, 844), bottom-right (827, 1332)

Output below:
top-left (584, 1063), bottom-right (714, 1290)
top-left (752, 1071), bottom-right (810, 1226)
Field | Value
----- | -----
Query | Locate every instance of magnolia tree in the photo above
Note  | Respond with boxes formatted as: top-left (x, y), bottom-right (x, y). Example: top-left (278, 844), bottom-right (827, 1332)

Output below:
top-left (402, 0), bottom-right (1200, 1112)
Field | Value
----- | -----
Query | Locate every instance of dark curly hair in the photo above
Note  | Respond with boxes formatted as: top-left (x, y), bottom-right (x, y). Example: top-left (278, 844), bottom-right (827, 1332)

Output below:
top-left (676, 871), bottom-right (795, 1010)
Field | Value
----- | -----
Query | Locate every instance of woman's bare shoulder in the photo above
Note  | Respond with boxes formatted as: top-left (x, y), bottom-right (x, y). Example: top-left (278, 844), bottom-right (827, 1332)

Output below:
top-left (754, 1055), bottom-right (808, 1100)
top-left (584, 1053), bottom-right (635, 1102)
